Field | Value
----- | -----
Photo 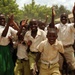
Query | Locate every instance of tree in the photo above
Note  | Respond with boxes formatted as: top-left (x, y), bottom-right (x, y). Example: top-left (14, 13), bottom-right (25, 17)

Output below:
top-left (23, 0), bottom-right (52, 23)
top-left (0, 0), bottom-right (23, 23)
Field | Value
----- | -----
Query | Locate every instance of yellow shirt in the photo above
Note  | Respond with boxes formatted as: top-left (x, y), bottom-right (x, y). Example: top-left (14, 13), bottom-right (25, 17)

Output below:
top-left (37, 39), bottom-right (64, 64)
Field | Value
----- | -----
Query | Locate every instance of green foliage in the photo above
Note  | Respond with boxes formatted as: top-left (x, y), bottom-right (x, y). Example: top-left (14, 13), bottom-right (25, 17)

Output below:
top-left (53, 5), bottom-right (71, 18)
top-left (0, 0), bottom-right (71, 24)
top-left (22, 1), bottom-right (71, 24)
top-left (0, 0), bottom-right (23, 23)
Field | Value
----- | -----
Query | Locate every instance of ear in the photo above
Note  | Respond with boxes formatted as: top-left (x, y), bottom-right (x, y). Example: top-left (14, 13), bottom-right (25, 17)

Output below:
top-left (56, 34), bottom-right (58, 38)
top-left (46, 34), bottom-right (48, 38)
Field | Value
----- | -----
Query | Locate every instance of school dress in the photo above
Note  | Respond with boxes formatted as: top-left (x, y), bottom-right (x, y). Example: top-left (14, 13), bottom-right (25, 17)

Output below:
top-left (0, 25), bottom-right (17, 75)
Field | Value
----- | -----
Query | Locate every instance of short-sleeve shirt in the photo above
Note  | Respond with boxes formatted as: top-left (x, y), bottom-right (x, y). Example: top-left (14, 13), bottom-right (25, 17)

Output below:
top-left (24, 28), bottom-right (46, 52)
top-left (0, 25), bottom-right (17, 46)
top-left (37, 39), bottom-right (64, 64)
top-left (55, 23), bottom-right (75, 45)
top-left (17, 43), bottom-right (28, 60)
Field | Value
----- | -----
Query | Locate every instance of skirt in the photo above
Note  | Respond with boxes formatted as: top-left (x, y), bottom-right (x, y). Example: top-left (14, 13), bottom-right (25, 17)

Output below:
top-left (0, 45), bottom-right (14, 75)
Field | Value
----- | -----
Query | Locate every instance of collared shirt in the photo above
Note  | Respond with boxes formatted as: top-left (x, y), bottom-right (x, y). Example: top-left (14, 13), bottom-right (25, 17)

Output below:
top-left (55, 23), bottom-right (75, 46)
top-left (24, 28), bottom-right (46, 52)
top-left (0, 25), bottom-right (17, 46)
top-left (37, 39), bottom-right (64, 64)
top-left (17, 43), bottom-right (28, 60)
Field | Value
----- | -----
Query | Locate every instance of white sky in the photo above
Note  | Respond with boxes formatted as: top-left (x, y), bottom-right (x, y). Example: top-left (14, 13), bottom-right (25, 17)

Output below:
top-left (16, 0), bottom-right (75, 11)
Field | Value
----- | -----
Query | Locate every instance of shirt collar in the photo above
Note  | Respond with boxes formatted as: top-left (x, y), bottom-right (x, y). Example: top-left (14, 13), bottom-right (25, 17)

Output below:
top-left (60, 23), bottom-right (68, 27)
top-left (27, 28), bottom-right (41, 38)
top-left (47, 39), bottom-right (58, 46)
top-left (37, 28), bottom-right (41, 36)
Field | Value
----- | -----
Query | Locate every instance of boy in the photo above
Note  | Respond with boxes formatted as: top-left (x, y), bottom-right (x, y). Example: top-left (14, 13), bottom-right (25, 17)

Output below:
top-left (36, 28), bottom-right (64, 75)
top-left (24, 19), bottom-right (46, 75)
top-left (55, 4), bottom-right (75, 74)
top-left (14, 19), bottom-right (30, 75)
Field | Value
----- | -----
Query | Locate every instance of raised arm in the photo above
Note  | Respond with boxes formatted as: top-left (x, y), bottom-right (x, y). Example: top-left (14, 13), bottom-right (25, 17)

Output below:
top-left (49, 6), bottom-right (56, 28)
top-left (17, 19), bottom-right (28, 36)
top-left (72, 2), bottom-right (75, 27)
top-left (1, 15), bottom-right (13, 37)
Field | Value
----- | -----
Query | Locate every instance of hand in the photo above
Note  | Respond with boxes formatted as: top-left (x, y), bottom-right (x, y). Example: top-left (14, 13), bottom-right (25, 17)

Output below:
top-left (46, 15), bottom-right (49, 19)
top-left (7, 15), bottom-right (14, 25)
top-left (21, 19), bottom-right (28, 27)
top-left (72, 2), bottom-right (75, 16)
top-left (31, 63), bottom-right (38, 75)
top-left (27, 40), bottom-right (32, 46)
top-left (52, 6), bottom-right (56, 16)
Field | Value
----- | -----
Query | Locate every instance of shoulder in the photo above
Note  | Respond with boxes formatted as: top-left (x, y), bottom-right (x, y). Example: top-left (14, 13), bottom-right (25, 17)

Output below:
top-left (25, 30), bottom-right (31, 35)
top-left (38, 28), bottom-right (45, 33)
top-left (55, 23), bottom-right (61, 29)
top-left (68, 23), bottom-right (74, 26)
top-left (38, 28), bottom-right (46, 36)
top-left (56, 40), bottom-right (63, 46)
top-left (40, 39), bottom-right (47, 45)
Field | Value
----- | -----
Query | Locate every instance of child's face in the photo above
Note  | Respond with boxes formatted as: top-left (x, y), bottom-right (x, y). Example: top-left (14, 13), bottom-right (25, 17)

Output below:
top-left (47, 31), bottom-right (57, 45)
top-left (39, 22), bottom-right (45, 30)
top-left (30, 20), bottom-right (38, 31)
top-left (60, 13), bottom-right (68, 24)
top-left (0, 14), bottom-right (6, 26)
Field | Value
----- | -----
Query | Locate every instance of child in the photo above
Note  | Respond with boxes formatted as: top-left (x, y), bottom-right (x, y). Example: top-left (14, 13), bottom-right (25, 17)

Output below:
top-left (14, 19), bottom-right (30, 75)
top-left (24, 19), bottom-right (46, 75)
top-left (36, 28), bottom-right (64, 75)
top-left (0, 14), bottom-right (18, 75)
top-left (55, 3), bottom-right (75, 74)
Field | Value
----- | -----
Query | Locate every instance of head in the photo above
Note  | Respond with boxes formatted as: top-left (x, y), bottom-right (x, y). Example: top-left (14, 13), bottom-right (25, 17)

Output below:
top-left (60, 13), bottom-right (68, 24)
top-left (38, 20), bottom-right (46, 30)
top-left (0, 14), bottom-right (6, 26)
top-left (46, 28), bottom-right (58, 45)
top-left (29, 19), bottom-right (38, 31)
top-left (20, 20), bottom-right (27, 36)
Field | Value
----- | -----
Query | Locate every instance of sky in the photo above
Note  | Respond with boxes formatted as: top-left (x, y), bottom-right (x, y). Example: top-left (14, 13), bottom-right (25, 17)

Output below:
top-left (16, 0), bottom-right (75, 11)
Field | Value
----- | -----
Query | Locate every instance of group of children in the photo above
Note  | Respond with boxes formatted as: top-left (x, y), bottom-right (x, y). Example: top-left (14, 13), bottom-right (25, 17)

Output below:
top-left (0, 4), bottom-right (75, 75)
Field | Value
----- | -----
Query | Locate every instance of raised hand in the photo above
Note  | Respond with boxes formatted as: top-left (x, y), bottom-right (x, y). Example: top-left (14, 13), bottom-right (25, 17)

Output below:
top-left (52, 6), bottom-right (56, 16)
top-left (72, 2), bottom-right (75, 17)
top-left (7, 14), bottom-right (14, 26)
top-left (21, 19), bottom-right (28, 27)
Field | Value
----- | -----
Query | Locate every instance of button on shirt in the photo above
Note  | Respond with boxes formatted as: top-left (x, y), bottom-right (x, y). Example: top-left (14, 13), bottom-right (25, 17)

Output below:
top-left (55, 23), bottom-right (75, 46)
top-left (24, 28), bottom-right (46, 52)
top-left (0, 25), bottom-right (17, 46)
top-left (37, 39), bottom-right (64, 64)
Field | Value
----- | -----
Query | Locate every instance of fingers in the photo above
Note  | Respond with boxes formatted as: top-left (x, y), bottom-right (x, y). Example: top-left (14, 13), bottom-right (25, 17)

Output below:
top-left (52, 6), bottom-right (56, 16)
top-left (21, 19), bottom-right (28, 26)
top-left (72, 2), bottom-right (75, 16)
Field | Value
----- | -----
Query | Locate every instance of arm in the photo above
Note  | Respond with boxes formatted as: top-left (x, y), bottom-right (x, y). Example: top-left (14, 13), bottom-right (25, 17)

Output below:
top-left (35, 52), bottom-right (41, 64)
top-left (1, 15), bottom-right (13, 37)
top-left (44, 15), bottom-right (49, 26)
top-left (12, 21), bottom-right (19, 31)
top-left (17, 19), bottom-right (28, 36)
top-left (72, 2), bottom-right (75, 27)
top-left (9, 15), bottom-right (19, 31)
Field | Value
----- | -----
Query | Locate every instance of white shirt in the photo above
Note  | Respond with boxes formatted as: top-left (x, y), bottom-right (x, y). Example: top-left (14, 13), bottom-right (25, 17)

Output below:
top-left (17, 43), bottom-right (28, 60)
top-left (0, 25), bottom-right (17, 46)
top-left (24, 28), bottom-right (46, 52)
top-left (37, 39), bottom-right (64, 64)
top-left (55, 23), bottom-right (75, 46)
